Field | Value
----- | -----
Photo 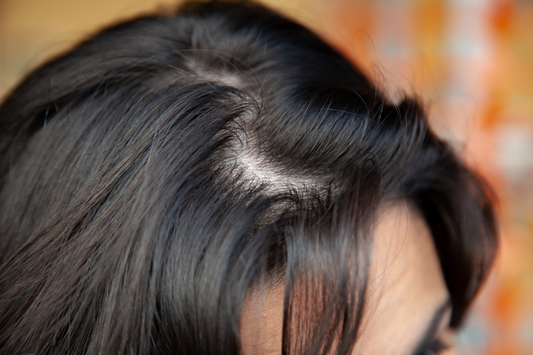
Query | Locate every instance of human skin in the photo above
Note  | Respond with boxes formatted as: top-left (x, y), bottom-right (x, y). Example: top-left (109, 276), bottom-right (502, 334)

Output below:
top-left (240, 203), bottom-right (459, 355)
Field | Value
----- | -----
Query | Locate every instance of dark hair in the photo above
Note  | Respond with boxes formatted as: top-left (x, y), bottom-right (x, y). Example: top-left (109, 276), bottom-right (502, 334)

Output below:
top-left (0, 1), bottom-right (498, 354)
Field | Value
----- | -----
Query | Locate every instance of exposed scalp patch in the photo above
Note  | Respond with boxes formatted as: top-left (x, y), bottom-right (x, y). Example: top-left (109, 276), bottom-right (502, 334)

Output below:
top-left (184, 57), bottom-right (250, 93)
top-left (183, 58), bottom-right (323, 195)
top-left (228, 122), bottom-right (320, 194)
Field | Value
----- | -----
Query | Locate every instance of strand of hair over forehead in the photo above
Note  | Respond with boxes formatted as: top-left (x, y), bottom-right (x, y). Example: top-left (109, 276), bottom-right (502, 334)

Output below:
top-left (0, 1), bottom-right (498, 355)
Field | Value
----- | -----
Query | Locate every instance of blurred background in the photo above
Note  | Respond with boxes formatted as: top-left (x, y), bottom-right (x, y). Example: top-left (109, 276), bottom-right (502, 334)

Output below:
top-left (0, 0), bottom-right (532, 354)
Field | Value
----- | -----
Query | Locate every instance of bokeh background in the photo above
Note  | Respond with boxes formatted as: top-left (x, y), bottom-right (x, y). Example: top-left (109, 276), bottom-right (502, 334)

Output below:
top-left (1, 0), bottom-right (532, 354)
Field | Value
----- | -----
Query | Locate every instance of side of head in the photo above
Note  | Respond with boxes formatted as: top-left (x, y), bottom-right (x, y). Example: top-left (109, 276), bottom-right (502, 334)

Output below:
top-left (0, 1), bottom-right (498, 354)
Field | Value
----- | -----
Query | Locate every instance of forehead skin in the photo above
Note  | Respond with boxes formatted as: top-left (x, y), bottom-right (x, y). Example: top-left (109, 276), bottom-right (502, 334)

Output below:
top-left (240, 203), bottom-right (458, 355)
top-left (352, 203), bottom-right (457, 355)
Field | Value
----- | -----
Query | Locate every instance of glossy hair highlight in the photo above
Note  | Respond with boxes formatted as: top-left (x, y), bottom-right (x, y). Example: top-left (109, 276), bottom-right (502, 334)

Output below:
top-left (0, 1), bottom-right (498, 354)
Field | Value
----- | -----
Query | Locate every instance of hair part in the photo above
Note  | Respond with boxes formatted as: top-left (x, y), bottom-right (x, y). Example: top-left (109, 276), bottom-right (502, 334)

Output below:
top-left (0, 1), bottom-right (498, 354)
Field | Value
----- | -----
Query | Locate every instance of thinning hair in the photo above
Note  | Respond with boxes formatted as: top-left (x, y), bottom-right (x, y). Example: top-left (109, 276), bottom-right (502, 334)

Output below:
top-left (0, 1), bottom-right (498, 354)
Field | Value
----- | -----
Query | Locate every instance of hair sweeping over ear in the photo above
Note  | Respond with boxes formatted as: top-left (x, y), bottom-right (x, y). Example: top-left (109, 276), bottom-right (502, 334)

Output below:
top-left (0, 1), bottom-right (498, 354)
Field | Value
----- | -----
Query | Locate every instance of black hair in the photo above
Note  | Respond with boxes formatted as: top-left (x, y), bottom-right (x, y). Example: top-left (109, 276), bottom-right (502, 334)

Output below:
top-left (0, 1), bottom-right (498, 354)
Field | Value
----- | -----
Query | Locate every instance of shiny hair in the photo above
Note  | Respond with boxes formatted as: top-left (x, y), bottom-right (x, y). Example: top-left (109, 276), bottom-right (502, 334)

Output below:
top-left (0, 1), bottom-right (498, 354)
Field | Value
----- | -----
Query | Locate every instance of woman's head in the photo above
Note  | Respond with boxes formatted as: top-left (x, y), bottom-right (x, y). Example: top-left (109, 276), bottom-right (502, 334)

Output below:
top-left (0, 1), bottom-right (497, 354)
